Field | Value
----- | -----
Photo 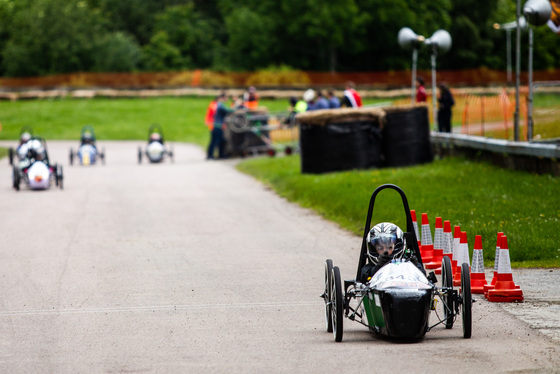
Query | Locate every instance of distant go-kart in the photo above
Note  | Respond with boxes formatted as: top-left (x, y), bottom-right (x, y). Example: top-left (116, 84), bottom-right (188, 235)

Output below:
top-left (69, 125), bottom-right (105, 166)
top-left (12, 136), bottom-right (63, 191)
top-left (8, 126), bottom-right (34, 166)
top-left (322, 184), bottom-right (472, 342)
top-left (138, 124), bottom-right (174, 164)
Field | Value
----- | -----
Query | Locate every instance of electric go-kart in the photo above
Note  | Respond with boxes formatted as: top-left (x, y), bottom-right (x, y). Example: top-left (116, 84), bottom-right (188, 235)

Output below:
top-left (322, 184), bottom-right (472, 342)
top-left (12, 136), bottom-right (63, 191)
top-left (138, 124), bottom-right (174, 164)
top-left (69, 125), bottom-right (105, 166)
top-left (8, 126), bottom-right (34, 166)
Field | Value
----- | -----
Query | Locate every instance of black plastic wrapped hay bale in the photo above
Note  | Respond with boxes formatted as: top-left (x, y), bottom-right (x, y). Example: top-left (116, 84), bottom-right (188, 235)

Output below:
top-left (381, 105), bottom-right (433, 167)
top-left (297, 108), bottom-right (384, 174)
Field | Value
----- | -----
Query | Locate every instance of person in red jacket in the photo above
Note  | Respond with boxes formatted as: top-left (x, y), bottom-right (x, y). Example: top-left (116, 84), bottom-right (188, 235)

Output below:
top-left (416, 77), bottom-right (427, 103)
top-left (341, 81), bottom-right (362, 108)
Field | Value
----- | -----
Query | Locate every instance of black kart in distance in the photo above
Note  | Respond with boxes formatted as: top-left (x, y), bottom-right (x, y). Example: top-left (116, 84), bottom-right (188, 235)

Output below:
top-left (322, 184), bottom-right (473, 342)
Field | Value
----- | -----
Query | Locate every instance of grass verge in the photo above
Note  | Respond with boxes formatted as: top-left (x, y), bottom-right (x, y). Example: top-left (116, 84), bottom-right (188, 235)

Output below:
top-left (237, 155), bottom-right (560, 268)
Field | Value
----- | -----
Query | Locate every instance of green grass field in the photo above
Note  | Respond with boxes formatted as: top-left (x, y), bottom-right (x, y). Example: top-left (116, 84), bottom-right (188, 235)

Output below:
top-left (237, 155), bottom-right (560, 268)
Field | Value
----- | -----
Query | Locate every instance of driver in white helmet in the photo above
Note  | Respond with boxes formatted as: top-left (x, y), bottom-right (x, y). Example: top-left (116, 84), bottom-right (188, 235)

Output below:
top-left (360, 222), bottom-right (424, 283)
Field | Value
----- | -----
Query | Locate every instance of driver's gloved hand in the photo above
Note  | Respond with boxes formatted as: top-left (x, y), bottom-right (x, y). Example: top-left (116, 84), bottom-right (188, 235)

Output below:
top-left (378, 254), bottom-right (392, 266)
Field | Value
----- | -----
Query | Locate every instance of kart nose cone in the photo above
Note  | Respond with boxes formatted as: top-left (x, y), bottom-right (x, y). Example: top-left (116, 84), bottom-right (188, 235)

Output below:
top-left (381, 289), bottom-right (432, 338)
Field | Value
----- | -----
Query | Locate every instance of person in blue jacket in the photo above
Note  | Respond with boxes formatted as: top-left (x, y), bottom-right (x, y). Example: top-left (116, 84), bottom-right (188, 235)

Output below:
top-left (207, 93), bottom-right (232, 160)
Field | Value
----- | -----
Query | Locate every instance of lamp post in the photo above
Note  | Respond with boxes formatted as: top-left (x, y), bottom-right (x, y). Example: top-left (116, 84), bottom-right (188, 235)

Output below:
top-left (398, 27), bottom-right (425, 104)
top-left (493, 17), bottom-right (527, 85)
top-left (425, 30), bottom-right (452, 130)
top-left (523, 0), bottom-right (552, 141)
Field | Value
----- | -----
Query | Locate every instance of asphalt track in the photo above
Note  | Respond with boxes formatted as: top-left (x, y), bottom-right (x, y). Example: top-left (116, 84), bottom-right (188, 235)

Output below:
top-left (1, 141), bottom-right (560, 373)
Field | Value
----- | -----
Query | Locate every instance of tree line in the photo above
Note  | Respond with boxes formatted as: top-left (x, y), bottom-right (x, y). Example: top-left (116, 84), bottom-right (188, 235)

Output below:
top-left (0, 0), bottom-right (558, 77)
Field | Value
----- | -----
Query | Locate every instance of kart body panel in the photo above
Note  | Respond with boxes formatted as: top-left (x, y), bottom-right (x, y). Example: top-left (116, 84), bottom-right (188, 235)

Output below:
top-left (363, 261), bottom-right (432, 338)
top-left (146, 142), bottom-right (165, 163)
top-left (27, 161), bottom-right (52, 189)
top-left (77, 144), bottom-right (97, 165)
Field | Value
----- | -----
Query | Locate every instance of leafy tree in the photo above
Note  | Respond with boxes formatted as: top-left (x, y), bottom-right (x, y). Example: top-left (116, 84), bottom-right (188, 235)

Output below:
top-left (2, 0), bottom-right (105, 76)
top-left (93, 32), bottom-right (142, 72)
top-left (151, 4), bottom-right (222, 69)
top-left (223, 7), bottom-right (277, 71)
top-left (141, 31), bottom-right (185, 71)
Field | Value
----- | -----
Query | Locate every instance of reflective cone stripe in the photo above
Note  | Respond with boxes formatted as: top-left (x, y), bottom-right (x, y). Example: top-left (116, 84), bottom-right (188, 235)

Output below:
top-left (425, 217), bottom-right (444, 271)
top-left (487, 235), bottom-right (523, 302)
top-left (411, 210), bottom-right (420, 246)
top-left (442, 221), bottom-right (453, 257)
top-left (420, 213), bottom-right (433, 245)
top-left (420, 213), bottom-right (433, 263)
top-left (471, 235), bottom-right (487, 294)
top-left (453, 231), bottom-right (469, 286)
top-left (451, 225), bottom-right (461, 270)
top-left (484, 232), bottom-right (503, 297)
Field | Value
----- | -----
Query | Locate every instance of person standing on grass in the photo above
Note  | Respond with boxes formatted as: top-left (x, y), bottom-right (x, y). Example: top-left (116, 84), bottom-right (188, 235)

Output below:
top-left (315, 91), bottom-right (330, 110)
top-left (205, 96), bottom-right (218, 131)
top-left (415, 77), bottom-right (427, 103)
top-left (341, 81), bottom-right (362, 108)
top-left (207, 93), bottom-right (232, 160)
top-left (327, 90), bottom-right (340, 108)
top-left (437, 82), bottom-right (455, 133)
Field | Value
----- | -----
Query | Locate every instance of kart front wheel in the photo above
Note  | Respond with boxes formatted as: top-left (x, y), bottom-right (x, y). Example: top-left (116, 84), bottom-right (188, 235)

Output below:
top-left (12, 166), bottom-right (20, 191)
top-left (69, 149), bottom-right (74, 166)
top-left (324, 259), bottom-right (333, 333)
top-left (460, 263), bottom-right (472, 339)
top-left (441, 256), bottom-right (454, 329)
top-left (331, 266), bottom-right (344, 342)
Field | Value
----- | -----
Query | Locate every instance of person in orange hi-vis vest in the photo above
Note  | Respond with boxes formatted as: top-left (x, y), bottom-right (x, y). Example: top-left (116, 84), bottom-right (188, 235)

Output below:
top-left (243, 86), bottom-right (259, 109)
top-left (205, 97), bottom-right (218, 131)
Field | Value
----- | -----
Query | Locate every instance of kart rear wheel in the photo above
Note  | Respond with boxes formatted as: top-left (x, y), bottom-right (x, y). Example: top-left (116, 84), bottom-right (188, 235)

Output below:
top-left (138, 147), bottom-right (142, 164)
top-left (460, 263), bottom-right (472, 339)
top-left (324, 259), bottom-right (333, 332)
top-left (57, 165), bottom-right (64, 190)
top-left (441, 256), bottom-right (454, 329)
top-left (69, 149), bottom-right (74, 166)
top-left (9, 148), bottom-right (14, 165)
top-left (101, 148), bottom-right (105, 165)
top-left (331, 266), bottom-right (344, 342)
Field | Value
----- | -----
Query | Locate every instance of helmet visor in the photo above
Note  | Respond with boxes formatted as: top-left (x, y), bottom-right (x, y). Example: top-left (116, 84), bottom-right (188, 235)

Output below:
top-left (371, 233), bottom-right (397, 255)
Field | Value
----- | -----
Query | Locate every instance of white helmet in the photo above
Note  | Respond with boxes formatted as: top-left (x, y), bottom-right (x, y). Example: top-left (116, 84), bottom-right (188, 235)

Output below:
top-left (303, 89), bottom-right (315, 102)
top-left (20, 132), bottom-right (31, 144)
top-left (366, 222), bottom-right (405, 264)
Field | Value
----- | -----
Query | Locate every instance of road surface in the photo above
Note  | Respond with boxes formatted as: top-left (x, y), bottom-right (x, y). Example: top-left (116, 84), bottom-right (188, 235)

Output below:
top-left (1, 141), bottom-right (559, 373)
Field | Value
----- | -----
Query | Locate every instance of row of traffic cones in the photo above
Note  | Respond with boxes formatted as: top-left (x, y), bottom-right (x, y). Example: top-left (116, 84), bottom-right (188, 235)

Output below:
top-left (411, 211), bottom-right (523, 302)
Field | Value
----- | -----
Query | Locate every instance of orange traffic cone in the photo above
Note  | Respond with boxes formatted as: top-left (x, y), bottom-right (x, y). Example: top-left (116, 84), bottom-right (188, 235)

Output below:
top-left (453, 231), bottom-right (470, 286)
top-left (451, 225), bottom-right (461, 275)
top-left (411, 210), bottom-right (421, 247)
top-left (425, 217), bottom-right (444, 272)
top-left (484, 232), bottom-right (503, 298)
top-left (420, 213), bottom-right (433, 263)
top-left (470, 235), bottom-right (488, 294)
top-left (487, 235), bottom-right (523, 302)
